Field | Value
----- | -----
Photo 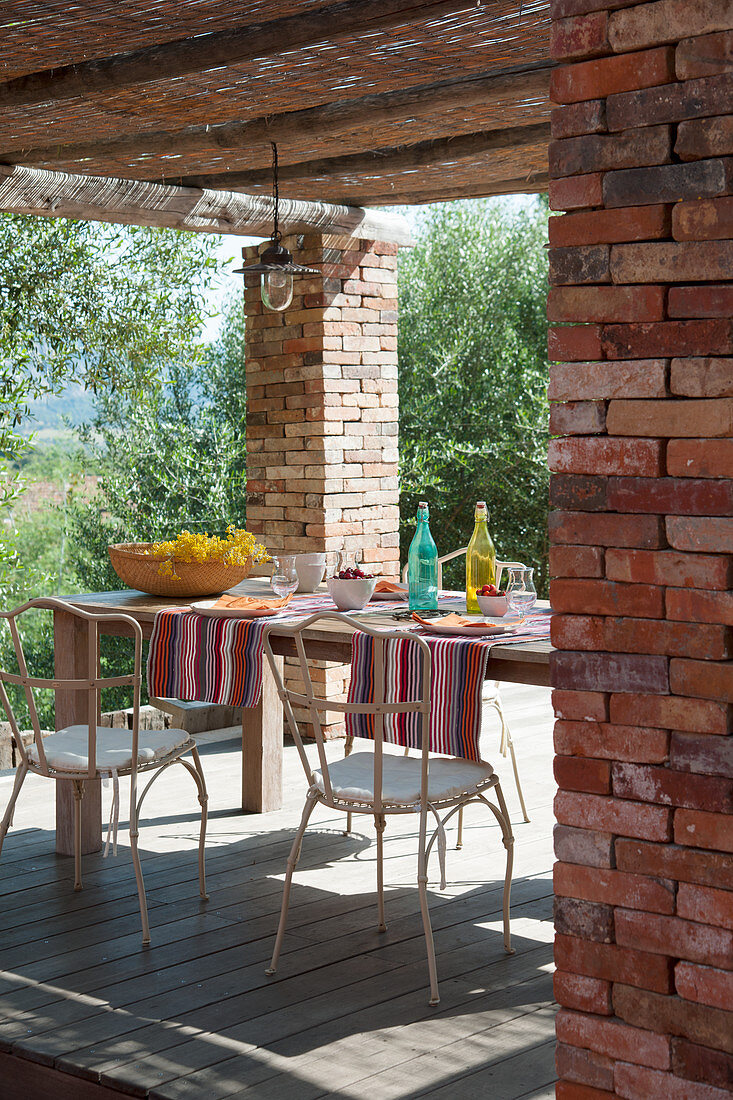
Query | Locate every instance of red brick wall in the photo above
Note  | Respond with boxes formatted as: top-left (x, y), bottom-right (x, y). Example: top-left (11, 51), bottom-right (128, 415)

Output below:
top-left (548, 1), bottom-right (732, 1096)
top-left (244, 232), bottom-right (400, 735)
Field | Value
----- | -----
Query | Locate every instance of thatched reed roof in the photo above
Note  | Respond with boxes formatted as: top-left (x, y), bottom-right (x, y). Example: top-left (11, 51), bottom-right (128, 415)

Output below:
top-left (0, 1), bottom-right (549, 233)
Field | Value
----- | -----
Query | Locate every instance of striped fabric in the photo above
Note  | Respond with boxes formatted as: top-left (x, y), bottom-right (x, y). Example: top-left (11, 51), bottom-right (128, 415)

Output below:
top-left (347, 631), bottom-right (490, 761)
top-left (346, 609), bottom-right (553, 761)
top-left (147, 609), bottom-right (269, 709)
top-left (147, 600), bottom-right (552, 761)
top-left (146, 594), bottom-right (408, 708)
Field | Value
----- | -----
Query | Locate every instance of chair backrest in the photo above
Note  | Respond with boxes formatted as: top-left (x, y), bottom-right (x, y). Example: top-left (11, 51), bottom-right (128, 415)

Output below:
top-left (263, 611), bottom-right (432, 812)
top-left (402, 551), bottom-right (526, 591)
top-left (0, 597), bottom-right (144, 778)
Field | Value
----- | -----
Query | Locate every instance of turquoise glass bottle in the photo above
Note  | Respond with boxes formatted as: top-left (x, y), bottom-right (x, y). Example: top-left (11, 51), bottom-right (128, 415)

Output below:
top-left (408, 501), bottom-right (438, 611)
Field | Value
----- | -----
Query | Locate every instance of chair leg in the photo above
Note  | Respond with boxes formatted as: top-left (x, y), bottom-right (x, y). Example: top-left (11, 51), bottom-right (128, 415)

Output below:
top-left (129, 783), bottom-right (151, 946)
top-left (344, 735), bottom-right (353, 836)
top-left (417, 810), bottom-right (440, 1007)
top-left (0, 759), bottom-right (28, 858)
top-left (374, 813), bottom-right (387, 932)
top-left (190, 745), bottom-right (210, 901)
top-left (493, 691), bottom-right (530, 824)
top-left (506, 730), bottom-right (530, 823)
top-left (73, 780), bottom-right (84, 892)
top-left (267, 792), bottom-right (317, 976)
top-left (456, 804), bottom-right (464, 850)
top-left (493, 781), bottom-right (515, 956)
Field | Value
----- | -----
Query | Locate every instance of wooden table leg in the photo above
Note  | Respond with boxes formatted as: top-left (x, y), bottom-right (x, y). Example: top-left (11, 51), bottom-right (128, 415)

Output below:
top-left (54, 610), bottom-right (102, 855)
top-left (241, 654), bottom-right (283, 813)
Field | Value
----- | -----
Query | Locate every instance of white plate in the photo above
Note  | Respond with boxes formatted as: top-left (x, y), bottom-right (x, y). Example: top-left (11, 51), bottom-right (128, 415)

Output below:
top-left (191, 600), bottom-right (286, 619)
top-left (370, 586), bottom-right (408, 601)
top-left (416, 619), bottom-right (519, 638)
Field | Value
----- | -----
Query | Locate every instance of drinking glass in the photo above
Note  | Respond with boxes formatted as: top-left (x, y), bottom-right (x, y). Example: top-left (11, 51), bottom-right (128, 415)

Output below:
top-left (505, 567), bottom-right (537, 618)
top-left (270, 555), bottom-right (299, 598)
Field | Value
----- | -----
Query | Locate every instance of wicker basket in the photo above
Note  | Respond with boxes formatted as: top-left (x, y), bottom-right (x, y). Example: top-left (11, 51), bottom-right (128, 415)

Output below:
top-left (108, 543), bottom-right (253, 598)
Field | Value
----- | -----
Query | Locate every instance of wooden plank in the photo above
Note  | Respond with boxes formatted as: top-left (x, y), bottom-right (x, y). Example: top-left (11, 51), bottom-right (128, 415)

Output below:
top-left (0, 1051), bottom-right (124, 1100)
top-left (2, 66), bottom-right (551, 172)
top-left (351, 172), bottom-right (550, 206)
top-left (379, 1033), bottom-right (557, 1100)
top-left (0, 681), bottom-right (556, 1099)
top-left (179, 122), bottom-right (552, 191)
top-left (0, 164), bottom-right (412, 245)
top-left (0, 0), bottom-right (474, 110)
top-left (53, 610), bottom-right (102, 856)
top-left (139, 924), bottom-right (554, 1098)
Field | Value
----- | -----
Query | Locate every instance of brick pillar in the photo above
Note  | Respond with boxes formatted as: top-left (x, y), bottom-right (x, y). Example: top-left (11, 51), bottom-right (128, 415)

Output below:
top-left (244, 232), bottom-right (400, 734)
top-left (548, 2), bottom-right (732, 1096)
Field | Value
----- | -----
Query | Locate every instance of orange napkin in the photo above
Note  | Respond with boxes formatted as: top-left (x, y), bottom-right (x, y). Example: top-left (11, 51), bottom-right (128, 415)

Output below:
top-left (374, 580), bottom-right (406, 593)
top-left (212, 594), bottom-right (293, 611)
top-left (412, 612), bottom-right (495, 630)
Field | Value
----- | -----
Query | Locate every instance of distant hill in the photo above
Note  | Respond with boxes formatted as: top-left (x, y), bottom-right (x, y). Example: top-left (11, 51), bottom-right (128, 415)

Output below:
top-left (20, 384), bottom-right (96, 440)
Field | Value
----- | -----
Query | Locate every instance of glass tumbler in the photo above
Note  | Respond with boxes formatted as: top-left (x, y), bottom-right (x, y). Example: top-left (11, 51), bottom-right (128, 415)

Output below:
top-left (270, 555), bottom-right (299, 598)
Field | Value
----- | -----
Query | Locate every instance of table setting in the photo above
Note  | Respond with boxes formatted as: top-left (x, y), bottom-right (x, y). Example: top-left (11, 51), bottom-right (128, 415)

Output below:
top-left (137, 513), bottom-right (551, 767)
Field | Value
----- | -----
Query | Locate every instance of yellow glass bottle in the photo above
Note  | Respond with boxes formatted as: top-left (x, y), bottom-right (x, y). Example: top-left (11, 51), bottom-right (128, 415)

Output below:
top-left (465, 500), bottom-right (496, 613)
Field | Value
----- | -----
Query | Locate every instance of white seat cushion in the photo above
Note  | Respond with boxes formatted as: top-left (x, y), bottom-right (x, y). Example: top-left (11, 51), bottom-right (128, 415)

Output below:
top-left (27, 725), bottom-right (191, 773)
top-left (313, 752), bottom-right (494, 806)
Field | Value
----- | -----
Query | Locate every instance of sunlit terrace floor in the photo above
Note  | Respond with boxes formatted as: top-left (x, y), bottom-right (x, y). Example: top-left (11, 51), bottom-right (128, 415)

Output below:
top-left (0, 683), bottom-right (556, 1100)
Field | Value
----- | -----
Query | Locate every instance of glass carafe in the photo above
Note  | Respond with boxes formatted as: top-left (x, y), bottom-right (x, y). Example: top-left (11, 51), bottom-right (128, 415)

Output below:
top-left (505, 567), bottom-right (537, 618)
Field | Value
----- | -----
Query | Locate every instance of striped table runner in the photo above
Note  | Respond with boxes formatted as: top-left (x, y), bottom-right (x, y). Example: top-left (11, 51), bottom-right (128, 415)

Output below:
top-left (147, 599), bottom-right (551, 761)
top-left (146, 594), bottom-right (408, 709)
top-left (346, 610), bottom-right (552, 762)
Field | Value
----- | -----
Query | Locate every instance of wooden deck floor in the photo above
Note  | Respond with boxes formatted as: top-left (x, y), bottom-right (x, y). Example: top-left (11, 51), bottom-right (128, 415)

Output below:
top-left (0, 684), bottom-right (556, 1100)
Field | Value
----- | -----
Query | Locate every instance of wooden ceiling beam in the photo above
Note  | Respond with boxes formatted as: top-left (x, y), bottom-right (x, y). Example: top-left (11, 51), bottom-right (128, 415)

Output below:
top-left (0, 0), bottom-right (483, 109)
top-left (0, 63), bottom-right (552, 170)
top-left (0, 163), bottom-right (413, 244)
top-left (341, 172), bottom-right (550, 205)
top-left (174, 122), bottom-right (551, 190)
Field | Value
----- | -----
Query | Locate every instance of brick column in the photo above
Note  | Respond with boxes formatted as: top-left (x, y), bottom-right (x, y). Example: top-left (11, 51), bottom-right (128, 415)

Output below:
top-left (548, 2), bottom-right (732, 1096)
top-left (244, 232), bottom-right (400, 734)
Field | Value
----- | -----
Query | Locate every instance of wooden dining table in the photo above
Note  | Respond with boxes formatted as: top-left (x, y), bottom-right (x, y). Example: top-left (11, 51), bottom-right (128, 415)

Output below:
top-left (54, 580), bottom-right (552, 855)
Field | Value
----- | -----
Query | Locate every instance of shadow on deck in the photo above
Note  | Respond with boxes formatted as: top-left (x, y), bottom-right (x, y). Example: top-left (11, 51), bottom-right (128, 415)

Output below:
top-left (0, 684), bottom-right (556, 1099)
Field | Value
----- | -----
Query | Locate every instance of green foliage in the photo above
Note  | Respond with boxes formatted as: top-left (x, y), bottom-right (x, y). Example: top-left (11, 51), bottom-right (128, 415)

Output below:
top-left (0, 215), bottom-right (219, 725)
top-left (61, 294), bottom-right (248, 716)
top-left (0, 215), bottom-right (218, 538)
top-left (398, 198), bottom-right (550, 593)
top-left (66, 294), bottom-right (247, 594)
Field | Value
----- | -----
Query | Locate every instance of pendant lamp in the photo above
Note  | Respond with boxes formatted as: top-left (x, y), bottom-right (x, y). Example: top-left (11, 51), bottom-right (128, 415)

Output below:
top-left (233, 143), bottom-right (319, 312)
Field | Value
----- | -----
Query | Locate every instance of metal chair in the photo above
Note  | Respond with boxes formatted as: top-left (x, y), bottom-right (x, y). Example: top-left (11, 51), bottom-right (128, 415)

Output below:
top-left (0, 597), bottom-right (209, 944)
top-left (262, 611), bottom-right (514, 1006)
top-left (401, 552), bottom-right (530, 824)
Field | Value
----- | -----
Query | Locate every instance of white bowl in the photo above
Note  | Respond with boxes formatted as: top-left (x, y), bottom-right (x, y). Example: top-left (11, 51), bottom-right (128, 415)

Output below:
top-left (477, 593), bottom-right (509, 617)
top-left (295, 553), bottom-right (326, 592)
top-left (327, 576), bottom-right (377, 611)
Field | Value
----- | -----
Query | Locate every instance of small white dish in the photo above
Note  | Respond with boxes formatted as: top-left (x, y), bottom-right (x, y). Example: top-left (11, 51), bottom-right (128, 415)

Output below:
top-left (295, 553), bottom-right (327, 593)
top-left (327, 576), bottom-right (377, 611)
top-left (477, 593), bottom-right (509, 617)
top-left (192, 600), bottom-right (285, 619)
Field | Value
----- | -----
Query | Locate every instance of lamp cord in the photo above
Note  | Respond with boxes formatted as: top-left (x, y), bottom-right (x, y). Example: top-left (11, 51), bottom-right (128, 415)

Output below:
top-left (271, 142), bottom-right (281, 244)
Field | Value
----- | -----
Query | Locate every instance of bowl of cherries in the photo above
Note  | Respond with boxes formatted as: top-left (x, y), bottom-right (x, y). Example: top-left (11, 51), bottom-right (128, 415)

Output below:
top-left (476, 583), bottom-right (508, 617)
top-left (327, 567), bottom-right (378, 611)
